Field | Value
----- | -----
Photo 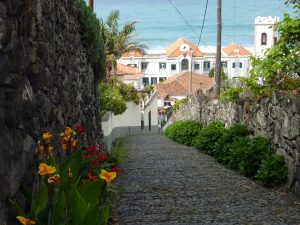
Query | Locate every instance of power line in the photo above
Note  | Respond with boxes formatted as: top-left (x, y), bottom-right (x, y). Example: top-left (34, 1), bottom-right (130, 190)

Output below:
top-left (167, 0), bottom-right (214, 53)
top-left (196, 0), bottom-right (209, 50)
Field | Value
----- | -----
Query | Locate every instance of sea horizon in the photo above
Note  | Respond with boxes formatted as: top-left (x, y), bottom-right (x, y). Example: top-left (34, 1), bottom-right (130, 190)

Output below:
top-left (93, 0), bottom-right (294, 50)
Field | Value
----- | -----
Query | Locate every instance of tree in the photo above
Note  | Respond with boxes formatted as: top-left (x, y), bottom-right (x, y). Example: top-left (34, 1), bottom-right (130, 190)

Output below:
top-left (241, 5), bottom-right (300, 96)
top-left (100, 10), bottom-right (148, 73)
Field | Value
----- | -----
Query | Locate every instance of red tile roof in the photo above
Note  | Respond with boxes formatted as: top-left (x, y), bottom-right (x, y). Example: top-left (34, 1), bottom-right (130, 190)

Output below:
top-left (122, 51), bottom-right (144, 58)
top-left (116, 63), bottom-right (144, 80)
top-left (116, 63), bottom-right (139, 74)
top-left (222, 43), bottom-right (251, 56)
top-left (165, 38), bottom-right (203, 57)
top-left (156, 72), bottom-right (213, 99)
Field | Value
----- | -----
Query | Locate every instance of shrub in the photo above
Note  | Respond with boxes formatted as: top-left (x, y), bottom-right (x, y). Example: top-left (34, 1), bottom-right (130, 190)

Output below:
top-left (220, 86), bottom-right (243, 103)
top-left (226, 137), bottom-right (272, 177)
top-left (255, 153), bottom-right (288, 187)
top-left (214, 124), bottom-right (248, 163)
top-left (75, 0), bottom-right (106, 81)
top-left (193, 121), bottom-right (225, 155)
top-left (173, 98), bottom-right (188, 113)
top-left (165, 120), bottom-right (202, 146)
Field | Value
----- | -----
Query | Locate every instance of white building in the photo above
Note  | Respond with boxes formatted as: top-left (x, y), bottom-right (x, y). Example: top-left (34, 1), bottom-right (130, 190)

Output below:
top-left (118, 38), bottom-right (251, 86)
top-left (254, 16), bottom-right (280, 57)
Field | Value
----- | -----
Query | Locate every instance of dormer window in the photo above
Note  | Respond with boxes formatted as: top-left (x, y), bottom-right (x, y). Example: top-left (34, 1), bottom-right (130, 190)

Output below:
top-left (261, 33), bottom-right (267, 45)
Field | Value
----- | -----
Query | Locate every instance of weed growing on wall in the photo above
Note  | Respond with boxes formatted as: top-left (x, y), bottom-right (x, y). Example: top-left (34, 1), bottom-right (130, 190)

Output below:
top-left (75, 0), bottom-right (106, 81)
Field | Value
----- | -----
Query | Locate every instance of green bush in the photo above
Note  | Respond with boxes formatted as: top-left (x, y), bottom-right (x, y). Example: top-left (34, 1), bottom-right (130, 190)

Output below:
top-left (165, 120), bottom-right (288, 188)
top-left (165, 120), bottom-right (202, 146)
top-left (193, 121), bottom-right (225, 155)
top-left (75, 0), bottom-right (106, 81)
top-left (255, 153), bottom-right (288, 187)
top-left (220, 86), bottom-right (243, 103)
top-left (226, 137), bottom-right (272, 177)
top-left (173, 98), bottom-right (188, 113)
top-left (214, 124), bottom-right (248, 163)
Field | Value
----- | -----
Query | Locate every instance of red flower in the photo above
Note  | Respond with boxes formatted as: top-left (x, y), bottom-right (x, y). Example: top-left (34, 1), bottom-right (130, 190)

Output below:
top-left (82, 153), bottom-right (92, 160)
top-left (85, 145), bottom-right (96, 153)
top-left (86, 172), bottom-right (97, 182)
top-left (97, 153), bottom-right (107, 161)
top-left (89, 157), bottom-right (100, 169)
top-left (74, 123), bottom-right (86, 135)
top-left (112, 167), bottom-right (120, 175)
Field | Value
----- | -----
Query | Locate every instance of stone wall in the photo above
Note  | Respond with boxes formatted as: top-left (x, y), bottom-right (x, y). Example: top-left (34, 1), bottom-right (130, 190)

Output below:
top-left (177, 91), bottom-right (300, 195)
top-left (0, 0), bottom-right (103, 224)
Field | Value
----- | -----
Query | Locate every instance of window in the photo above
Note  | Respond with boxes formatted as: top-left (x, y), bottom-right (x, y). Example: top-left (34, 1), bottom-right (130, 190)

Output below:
top-left (221, 61), bottom-right (227, 68)
top-left (127, 64), bottom-right (137, 67)
top-left (159, 77), bottom-right (167, 82)
top-left (274, 37), bottom-right (278, 45)
top-left (261, 33), bottom-right (267, 45)
top-left (181, 59), bottom-right (189, 70)
top-left (204, 61), bottom-right (210, 71)
top-left (194, 63), bottom-right (200, 70)
top-left (171, 64), bottom-right (176, 70)
top-left (232, 62), bottom-right (243, 68)
top-left (151, 77), bottom-right (157, 84)
top-left (159, 62), bottom-right (166, 70)
top-left (141, 62), bottom-right (148, 70)
top-left (143, 77), bottom-right (149, 85)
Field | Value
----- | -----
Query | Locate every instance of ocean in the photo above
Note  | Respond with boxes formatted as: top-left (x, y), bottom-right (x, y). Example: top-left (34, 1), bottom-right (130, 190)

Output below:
top-left (93, 0), bottom-right (294, 50)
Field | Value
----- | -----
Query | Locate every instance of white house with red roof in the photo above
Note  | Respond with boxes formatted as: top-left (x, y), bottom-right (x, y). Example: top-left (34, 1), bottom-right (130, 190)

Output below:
top-left (118, 38), bottom-right (251, 87)
top-left (156, 71), bottom-right (214, 107)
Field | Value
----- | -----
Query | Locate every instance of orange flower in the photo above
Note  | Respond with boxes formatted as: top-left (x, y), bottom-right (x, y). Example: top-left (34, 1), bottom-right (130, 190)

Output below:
top-left (61, 143), bottom-right (68, 153)
top-left (16, 216), bottom-right (36, 225)
top-left (62, 127), bottom-right (76, 136)
top-left (36, 141), bottom-right (44, 153)
top-left (42, 132), bottom-right (53, 143)
top-left (47, 174), bottom-right (60, 184)
top-left (38, 163), bottom-right (56, 176)
top-left (99, 169), bottom-right (117, 183)
top-left (71, 139), bottom-right (79, 149)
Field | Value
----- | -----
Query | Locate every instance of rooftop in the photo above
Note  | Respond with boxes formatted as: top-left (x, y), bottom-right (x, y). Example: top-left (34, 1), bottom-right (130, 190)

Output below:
top-left (156, 72), bottom-right (213, 99)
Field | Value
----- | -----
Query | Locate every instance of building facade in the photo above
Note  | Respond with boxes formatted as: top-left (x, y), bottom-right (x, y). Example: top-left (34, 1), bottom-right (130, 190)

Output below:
top-left (118, 38), bottom-right (251, 86)
top-left (254, 16), bottom-right (280, 57)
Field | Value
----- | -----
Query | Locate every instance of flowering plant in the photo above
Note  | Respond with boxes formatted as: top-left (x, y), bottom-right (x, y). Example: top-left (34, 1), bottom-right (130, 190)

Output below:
top-left (11, 125), bottom-right (119, 225)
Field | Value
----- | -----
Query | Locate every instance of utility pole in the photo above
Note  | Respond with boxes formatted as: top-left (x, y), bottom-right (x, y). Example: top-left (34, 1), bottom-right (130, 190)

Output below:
top-left (189, 51), bottom-right (193, 94)
top-left (214, 0), bottom-right (222, 98)
top-left (89, 0), bottom-right (94, 12)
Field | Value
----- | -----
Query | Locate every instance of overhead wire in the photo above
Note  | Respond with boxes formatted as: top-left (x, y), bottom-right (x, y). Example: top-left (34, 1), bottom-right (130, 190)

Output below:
top-left (196, 0), bottom-right (209, 50)
top-left (167, 0), bottom-right (214, 53)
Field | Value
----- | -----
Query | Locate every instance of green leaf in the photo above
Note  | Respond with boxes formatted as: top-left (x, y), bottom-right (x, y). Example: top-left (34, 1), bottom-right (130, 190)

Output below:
top-left (31, 181), bottom-right (49, 218)
top-left (59, 150), bottom-right (83, 190)
top-left (78, 179), bottom-right (104, 203)
top-left (19, 183), bottom-right (33, 204)
top-left (52, 190), bottom-right (67, 224)
top-left (69, 189), bottom-right (89, 225)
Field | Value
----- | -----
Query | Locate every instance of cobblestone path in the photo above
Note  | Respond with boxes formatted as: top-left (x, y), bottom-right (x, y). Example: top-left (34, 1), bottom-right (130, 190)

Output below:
top-left (113, 134), bottom-right (300, 225)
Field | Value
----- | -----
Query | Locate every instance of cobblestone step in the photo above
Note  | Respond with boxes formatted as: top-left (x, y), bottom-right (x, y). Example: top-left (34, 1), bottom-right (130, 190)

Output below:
top-left (113, 134), bottom-right (300, 225)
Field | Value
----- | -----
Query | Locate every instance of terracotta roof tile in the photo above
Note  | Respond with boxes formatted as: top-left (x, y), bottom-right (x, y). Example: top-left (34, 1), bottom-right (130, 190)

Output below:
top-left (165, 38), bottom-right (203, 57)
top-left (222, 43), bottom-right (251, 56)
top-left (156, 72), bottom-right (213, 99)
top-left (122, 51), bottom-right (144, 58)
top-left (116, 63), bottom-right (139, 74)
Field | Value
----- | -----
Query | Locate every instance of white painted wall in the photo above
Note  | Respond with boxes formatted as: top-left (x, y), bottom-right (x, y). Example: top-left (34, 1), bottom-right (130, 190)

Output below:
top-left (143, 92), bottom-right (159, 132)
top-left (101, 102), bottom-right (142, 150)
top-left (254, 16), bottom-right (279, 57)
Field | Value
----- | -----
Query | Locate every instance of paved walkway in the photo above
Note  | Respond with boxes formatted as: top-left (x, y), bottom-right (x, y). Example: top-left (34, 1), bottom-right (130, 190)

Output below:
top-left (113, 134), bottom-right (300, 225)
